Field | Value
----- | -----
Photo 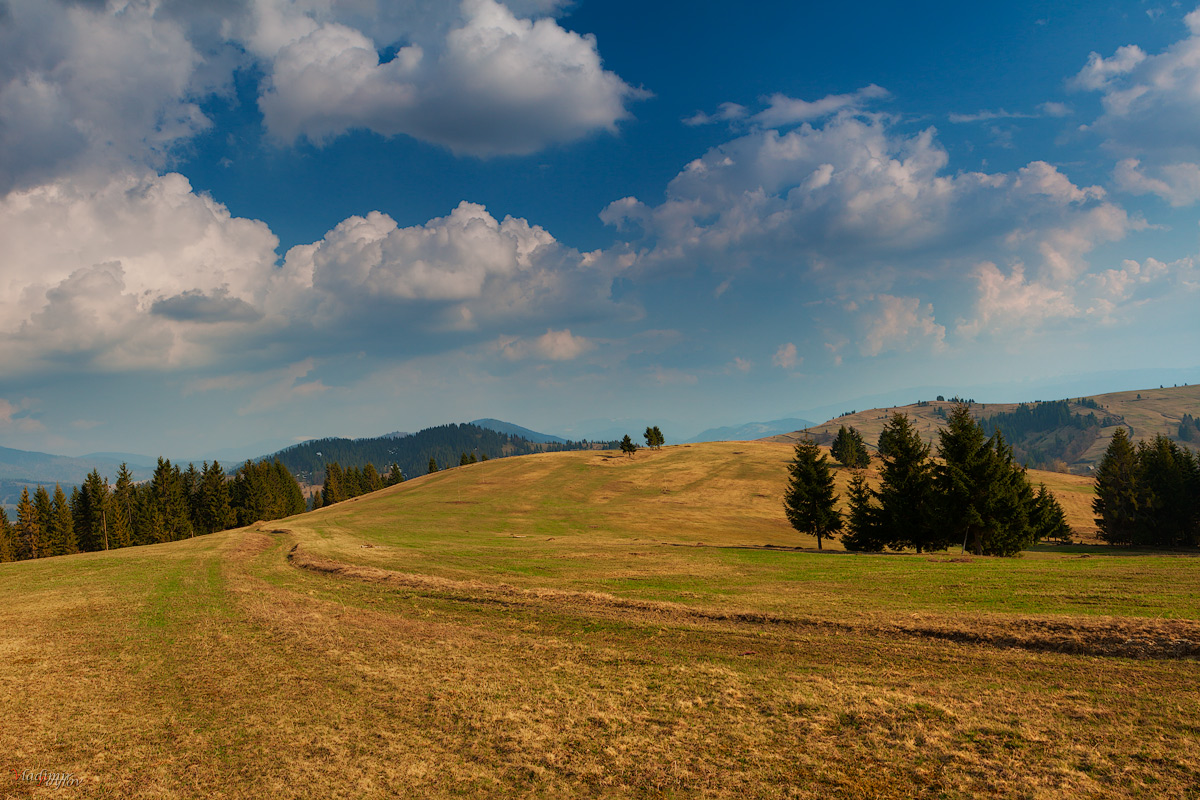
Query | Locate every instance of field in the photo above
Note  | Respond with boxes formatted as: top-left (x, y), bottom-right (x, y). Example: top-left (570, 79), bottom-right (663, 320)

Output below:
top-left (2, 442), bottom-right (1199, 798)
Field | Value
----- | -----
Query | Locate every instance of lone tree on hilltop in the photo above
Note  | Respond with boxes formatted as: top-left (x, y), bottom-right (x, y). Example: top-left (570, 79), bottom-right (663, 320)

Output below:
top-left (782, 439), bottom-right (842, 550)
top-left (644, 426), bottom-right (665, 449)
top-left (831, 425), bottom-right (870, 468)
top-left (620, 435), bottom-right (638, 457)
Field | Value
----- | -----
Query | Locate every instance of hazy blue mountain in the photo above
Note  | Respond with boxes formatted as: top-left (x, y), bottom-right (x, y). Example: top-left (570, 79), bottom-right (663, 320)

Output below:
top-left (0, 446), bottom-right (155, 486)
top-left (685, 418), bottom-right (817, 443)
top-left (470, 418), bottom-right (566, 444)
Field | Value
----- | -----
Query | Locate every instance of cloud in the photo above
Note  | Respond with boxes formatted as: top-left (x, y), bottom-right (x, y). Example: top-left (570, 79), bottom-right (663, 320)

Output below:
top-left (0, 170), bottom-right (281, 373)
top-left (601, 111), bottom-right (1129, 292)
top-left (279, 200), bottom-right (623, 335)
top-left (860, 295), bottom-right (945, 356)
top-left (0, 0), bottom-right (211, 192)
top-left (1113, 157), bottom-right (1200, 206)
top-left (683, 102), bottom-right (747, 126)
top-left (257, 0), bottom-right (647, 155)
top-left (772, 342), bottom-right (799, 369)
top-left (956, 263), bottom-right (1077, 338)
top-left (1071, 12), bottom-right (1200, 162)
top-left (499, 328), bottom-right (594, 361)
top-left (750, 85), bottom-right (889, 128)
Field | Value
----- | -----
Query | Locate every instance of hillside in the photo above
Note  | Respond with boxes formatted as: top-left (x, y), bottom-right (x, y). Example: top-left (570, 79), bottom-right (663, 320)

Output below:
top-left (2, 442), bottom-right (1197, 797)
top-left (769, 383), bottom-right (1200, 473)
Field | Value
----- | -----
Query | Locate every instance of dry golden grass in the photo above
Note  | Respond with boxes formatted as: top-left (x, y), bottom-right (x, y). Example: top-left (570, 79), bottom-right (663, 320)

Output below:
top-left (1, 442), bottom-right (1198, 799)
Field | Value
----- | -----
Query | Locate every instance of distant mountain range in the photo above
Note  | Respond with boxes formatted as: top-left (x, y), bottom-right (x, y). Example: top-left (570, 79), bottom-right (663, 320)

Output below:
top-left (684, 418), bottom-right (817, 443)
top-left (470, 419), bottom-right (566, 444)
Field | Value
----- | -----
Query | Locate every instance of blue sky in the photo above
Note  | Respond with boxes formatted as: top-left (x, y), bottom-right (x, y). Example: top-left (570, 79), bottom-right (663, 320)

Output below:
top-left (1, 0), bottom-right (1197, 458)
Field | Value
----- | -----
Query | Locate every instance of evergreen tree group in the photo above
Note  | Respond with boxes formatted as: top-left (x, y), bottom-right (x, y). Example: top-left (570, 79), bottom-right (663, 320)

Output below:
top-left (830, 425), bottom-right (870, 468)
top-left (842, 406), bottom-right (1070, 556)
top-left (1093, 430), bottom-right (1199, 547)
top-left (643, 426), bottom-right (665, 449)
top-left (0, 457), bottom-right (307, 563)
top-left (314, 461), bottom-right (404, 508)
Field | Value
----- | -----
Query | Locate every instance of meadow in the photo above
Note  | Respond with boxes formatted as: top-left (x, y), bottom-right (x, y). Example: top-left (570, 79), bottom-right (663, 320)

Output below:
top-left (2, 442), bottom-right (1198, 798)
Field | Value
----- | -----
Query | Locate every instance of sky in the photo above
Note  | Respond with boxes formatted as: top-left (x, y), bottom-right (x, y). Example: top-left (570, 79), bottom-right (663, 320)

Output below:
top-left (1, 0), bottom-right (1198, 458)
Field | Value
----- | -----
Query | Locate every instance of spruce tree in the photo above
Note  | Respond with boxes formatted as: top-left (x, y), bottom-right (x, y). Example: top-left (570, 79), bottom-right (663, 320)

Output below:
top-left (428, 458), bottom-right (439, 474)
top-left (1031, 484), bottom-right (1071, 543)
top-left (783, 439), bottom-right (842, 549)
top-left (50, 484), bottom-right (78, 556)
top-left (937, 405), bottom-right (1035, 556)
top-left (0, 509), bottom-right (14, 562)
top-left (1093, 428), bottom-right (1140, 546)
top-left (831, 425), bottom-right (869, 468)
top-left (874, 413), bottom-right (942, 552)
top-left (842, 473), bottom-right (887, 551)
top-left (34, 486), bottom-right (54, 555)
top-left (620, 435), bottom-right (638, 457)
top-left (385, 463), bottom-right (405, 486)
top-left (363, 463), bottom-right (383, 493)
top-left (111, 464), bottom-right (135, 548)
top-left (15, 487), bottom-right (40, 560)
top-left (196, 461), bottom-right (234, 535)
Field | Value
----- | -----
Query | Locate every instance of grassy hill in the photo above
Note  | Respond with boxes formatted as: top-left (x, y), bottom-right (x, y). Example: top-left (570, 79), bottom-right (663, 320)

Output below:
top-left (770, 383), bottom-right (1200, 473)
top-left (2, 443), bottom-right (1197, 798)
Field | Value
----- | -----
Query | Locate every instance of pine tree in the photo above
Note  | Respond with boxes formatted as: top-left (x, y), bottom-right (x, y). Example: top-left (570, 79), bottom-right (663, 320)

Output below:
top-left (0, 509), bottom-right (14, 562)
top-left (831, 425), bottom-right (869, 468)
top-left (385, 463), bottom-right (405, 486)
top-left (644, 426), bottom-right (664, 449)
top-left (196, 461), bottom-right (234, 535)
top-left (620, 435), bottom-right (638, 457)
top-left (1030, 484), bottom-right (1071, 543)
top-left (874, 413), bottom-right (943, 552)
top-left (1134, 435), bottom-right (1197, 547)
top-left (15, 487), bottom-right (40, 560)
top-left (34, 486), bottom-right (53, 556)
top-left (322, 462), bottom-right (346, 505)
top-left (460, 452), bottom-right (471, 467)
top-left (428, 458), bottom-right (439, 474)
top-left (1093, 428), bottom-right (1140, 546)
top-left (363, 463), bottom-right (383, 493)
top-left (782, 439), bottom-right (842, 549)
top-left (937, 405), bottom-right (1035, 556)
top-left (842, 473), bottom-right (887, 551)
top-left (111, 464), bottom-right (135, 548)
top-left (50, 484), bottom-right (78, 556)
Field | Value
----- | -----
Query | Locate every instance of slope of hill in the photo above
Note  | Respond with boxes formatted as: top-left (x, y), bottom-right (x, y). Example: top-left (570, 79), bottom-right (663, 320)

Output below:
top-left (3, 442), bottom-right (1197, 797)
top-left (769, 384), bottom-right (1200, 473)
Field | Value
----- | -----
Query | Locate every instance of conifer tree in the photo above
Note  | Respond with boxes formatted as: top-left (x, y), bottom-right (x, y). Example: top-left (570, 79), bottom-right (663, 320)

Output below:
top-left (363, 463), bottom-right (383, 493)
top-left (873, 412), bottom-right (942, 552)
top-left (428, 457), bottom-right (439, 474)
top-left (620, 435), bottom-right (638, 457)
top-left (831, 425), bottom-right (870, 468)
top-left (782, 439), bottom-right (842, 549)
top-left (111, 464), bottom-right (135, 548)
top-left (50, 484), bottom-right (77, 556)
top-left (937, 405), bottom-right (1035, 556)
top-left (460, 452), bottom-right (471, 466)
top-left (385, 463), bottom-right (405, 486)
top-left (1030, 484), bottom-right (1072, 543)
top-left (842, 473), bottom-right (887, 551)
top-left (1093, 428), bottom-right (1140, 546)
top-left (34, 486), bottom-right (54, 555)
top-left (0, 509), bottom-right (14, 562)
top-left (322, 462), bottom-right (346, 506)
top-left (196, 461), bottom-right (235, 535)
top-left (15, 487), bottom-right (40, 560)
top-left (643, 426), bottom-right (664, 449)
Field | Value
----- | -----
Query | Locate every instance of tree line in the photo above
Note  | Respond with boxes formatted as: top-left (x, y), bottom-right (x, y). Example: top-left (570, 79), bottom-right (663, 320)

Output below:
top-left (785, 405), bottom-right (1071, 556)
top-left (1093, 429), bottom-right (1199, 547)
top-left (0, 457), bottom-right (305, 563)
top-left (312, 461), bottom-right (405, 508)
top-left (273, 423), bottom-right (614, 487)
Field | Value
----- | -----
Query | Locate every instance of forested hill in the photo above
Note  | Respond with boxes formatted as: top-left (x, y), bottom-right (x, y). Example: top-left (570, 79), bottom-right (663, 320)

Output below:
top-left (268, 423), bottom-right (613, 486)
